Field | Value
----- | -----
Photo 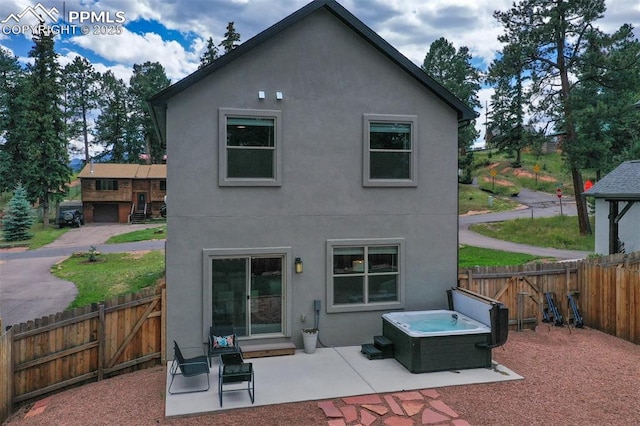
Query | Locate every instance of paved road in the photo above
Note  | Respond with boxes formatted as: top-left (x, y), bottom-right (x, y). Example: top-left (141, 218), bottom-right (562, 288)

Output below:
top-left (0, 224), bottom-right (164, 328)
top-left (0, 190), bottom-right (590, 329)
top-left (460, 188), bottom-right (591, 260)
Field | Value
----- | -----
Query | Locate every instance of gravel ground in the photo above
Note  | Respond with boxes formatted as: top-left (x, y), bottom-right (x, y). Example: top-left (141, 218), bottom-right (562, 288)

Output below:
top-left (4, 326), bottom-right (640, 426)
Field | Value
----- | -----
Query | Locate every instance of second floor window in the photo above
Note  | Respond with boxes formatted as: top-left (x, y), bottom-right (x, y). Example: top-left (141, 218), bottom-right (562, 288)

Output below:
top-left (226, 117), bottom-right (275, 178)
top-left (363, 114), bottom-right (418, 187)
top-left (96, 179), bottom-right (118, 191)
top-left (219, 108), bottom-right (282, 186)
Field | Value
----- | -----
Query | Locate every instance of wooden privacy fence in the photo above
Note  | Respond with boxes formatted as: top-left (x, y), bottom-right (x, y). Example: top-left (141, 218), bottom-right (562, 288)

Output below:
top-left (1, 284), bottom-right (165, 421)
top-left (458, 251), bottom-right (640, 344)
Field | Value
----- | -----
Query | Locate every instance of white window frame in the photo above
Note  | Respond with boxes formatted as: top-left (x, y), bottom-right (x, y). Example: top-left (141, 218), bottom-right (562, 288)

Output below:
top-left (326, 238), bottom-right (405, 313)
top-left (219, 108), bottom-right (282, 186)
top-left (363, 114), bottom-right (418, 187)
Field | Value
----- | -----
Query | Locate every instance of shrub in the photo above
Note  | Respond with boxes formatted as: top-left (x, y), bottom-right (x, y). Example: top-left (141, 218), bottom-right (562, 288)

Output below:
top-left (2, 184), bottom-right (35, 242)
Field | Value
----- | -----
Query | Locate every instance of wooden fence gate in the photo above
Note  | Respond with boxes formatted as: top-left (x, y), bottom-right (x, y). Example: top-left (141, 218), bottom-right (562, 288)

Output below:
top-left (10, 285), bottom-right (164, 406)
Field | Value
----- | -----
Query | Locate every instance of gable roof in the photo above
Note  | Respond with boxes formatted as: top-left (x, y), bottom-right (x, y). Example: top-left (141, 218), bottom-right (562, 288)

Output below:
top-left (148, 0), bottom-right (477, 146)
top-left (584, 160), bottom-right (640, 199)
top-left (77, 163), bottom-right (167, 179)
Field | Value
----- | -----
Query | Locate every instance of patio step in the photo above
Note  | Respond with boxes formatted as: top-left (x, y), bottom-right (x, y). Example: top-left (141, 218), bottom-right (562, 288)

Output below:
top-left (241, 342), bottom-right (296, 358)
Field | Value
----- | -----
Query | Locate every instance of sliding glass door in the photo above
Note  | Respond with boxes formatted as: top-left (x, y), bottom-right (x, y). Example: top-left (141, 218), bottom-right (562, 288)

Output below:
top-left (212, 256), bottom-right (283, 337)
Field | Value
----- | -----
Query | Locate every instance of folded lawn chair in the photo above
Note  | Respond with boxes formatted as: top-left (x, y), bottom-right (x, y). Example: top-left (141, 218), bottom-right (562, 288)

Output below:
top-left (218, 352), bottom-right (254, 406)
top-left (208, 325), bottom-right (242, 366)
top-left (168, 340), bottom-right (210, 394)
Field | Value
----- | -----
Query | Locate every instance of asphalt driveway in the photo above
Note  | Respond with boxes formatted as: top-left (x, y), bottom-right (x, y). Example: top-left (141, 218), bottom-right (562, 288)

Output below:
top-left (0, 224), bottom-right (163, 329)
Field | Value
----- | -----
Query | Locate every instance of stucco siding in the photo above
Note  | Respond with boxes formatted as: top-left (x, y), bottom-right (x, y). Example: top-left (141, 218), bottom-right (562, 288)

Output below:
top-left (165, 9), bottom-right (459, 349)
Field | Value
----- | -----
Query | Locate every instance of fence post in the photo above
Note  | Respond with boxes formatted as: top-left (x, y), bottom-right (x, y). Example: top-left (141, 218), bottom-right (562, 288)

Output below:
top-left (98, 304), bottom-right (105, 381)
top-left (161, 286), bottom-right (166, 364)
top-left (0, 325), bottom-right (14, 424)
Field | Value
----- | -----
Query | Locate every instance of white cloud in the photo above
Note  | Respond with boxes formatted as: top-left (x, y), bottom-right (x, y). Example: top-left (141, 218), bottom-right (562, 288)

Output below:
top-left (68, 27), bottom-right (199, 81)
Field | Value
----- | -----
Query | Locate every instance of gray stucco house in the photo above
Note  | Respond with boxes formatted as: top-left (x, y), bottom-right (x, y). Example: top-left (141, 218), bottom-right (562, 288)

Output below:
top-left (149, 0), bottom-right (475, 353)
top-left (584, 160), bottom-right (640, 255)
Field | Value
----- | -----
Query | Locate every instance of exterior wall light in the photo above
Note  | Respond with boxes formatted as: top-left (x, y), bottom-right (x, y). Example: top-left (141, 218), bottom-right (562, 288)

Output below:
top-left (295, 257), bottom-right (303, 274)
top-left (258, 90), bottom-right (266, 99)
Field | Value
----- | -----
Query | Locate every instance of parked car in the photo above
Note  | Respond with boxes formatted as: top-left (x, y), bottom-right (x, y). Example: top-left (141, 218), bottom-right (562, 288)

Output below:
top-left (57, 201), bottom-right (84, 228)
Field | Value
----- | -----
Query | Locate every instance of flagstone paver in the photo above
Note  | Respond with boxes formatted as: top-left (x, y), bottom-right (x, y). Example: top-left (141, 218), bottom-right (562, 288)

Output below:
top-left (393, 391), bottom-right (423, 401)
top-left (318, 401), bottom-right (343, 417)
top-left (420, 389), bottom-right (440, 399)
top-left (340, 405), bottom-right (358, 423)
top-left (343, 395), bottom-right (383, 405)
top-left (384, 416), bottom-right (415, 426)
top-left (360, 409), bottom-right (377, 426)
top-left (429, 399), bottom-right (459, 417)
top-left (319, 388), bottom-right (469, 425)
top-left (421, 408), bottom-right (451, 424)
top-left (24, 397), bottom-right (52, 418)
top-left (401, 401), bottom-right (423, 417)
top-left (361, 404), bottom-right (389, 416)
top-left (384, 394), bottom-right (405, 415)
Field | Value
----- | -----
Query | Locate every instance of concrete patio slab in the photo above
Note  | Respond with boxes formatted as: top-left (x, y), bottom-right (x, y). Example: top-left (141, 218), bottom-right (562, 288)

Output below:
top-left (165, 346), bottom-right (522, 418)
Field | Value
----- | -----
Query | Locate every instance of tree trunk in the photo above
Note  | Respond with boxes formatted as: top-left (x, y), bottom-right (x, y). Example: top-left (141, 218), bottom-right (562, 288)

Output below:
top-left (556, 16), bottom-right (591, 236)
top-left (83, 103), bottom-right (90, 164)
top-left (570, 167), bottom-right (592, 235)
top-left (42, 195), bottom-right (49, 228)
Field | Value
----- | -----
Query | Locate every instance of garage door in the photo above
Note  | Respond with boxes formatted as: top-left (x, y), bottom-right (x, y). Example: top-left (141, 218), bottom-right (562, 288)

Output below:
top-left (93, 204), bottom-right (119, 222)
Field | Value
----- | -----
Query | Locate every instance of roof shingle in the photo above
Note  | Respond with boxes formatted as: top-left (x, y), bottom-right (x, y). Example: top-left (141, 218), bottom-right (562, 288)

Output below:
top-left (584, 160), bottom-right (640, 199)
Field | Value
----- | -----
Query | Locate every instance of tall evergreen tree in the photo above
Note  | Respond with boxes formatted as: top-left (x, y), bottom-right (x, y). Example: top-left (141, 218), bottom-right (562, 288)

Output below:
top-left (571, 24), bottom-right (640, 178)
top-left (93, 71), bottom-right (135, 162)
top-left (128, 62), bottom-right (170, 163)
top-left (2, 184), bottom-right (34, 241)
top-left (421, 37), bottom-right (481, 182)
top-left (63, 56), bottom-right (101, 164)
top-left (22, 28), bottom-right (71, 227)
top-left (494, 0), bottom-right (617, 235)
top-left (0, 48), bottom-right (29, 193)
top-left (199, 36), bottom-right (219, 69)
top-left (219, 22), bottom-right (241, 54)
top-left (485, 43), bottom-right (531, 166)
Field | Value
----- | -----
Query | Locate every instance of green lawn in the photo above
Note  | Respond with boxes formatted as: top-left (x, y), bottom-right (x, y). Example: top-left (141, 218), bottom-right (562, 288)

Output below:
top-left (470, 215), bottom-right (595, 251)
top-left (52, 250), bottom-right (165, 309)
top-left (106, 225), bottom-right (166, 244)
top-left (458, 184), bottom-right (519, 215)
top-left (0, 224), bottom-right (70, 249)
top-left (459, 246), bottom-right (545, 268)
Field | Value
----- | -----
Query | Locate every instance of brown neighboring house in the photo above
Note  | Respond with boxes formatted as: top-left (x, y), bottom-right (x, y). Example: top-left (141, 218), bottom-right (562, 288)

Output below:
top-left (77, 163), bottom-right (166, 223)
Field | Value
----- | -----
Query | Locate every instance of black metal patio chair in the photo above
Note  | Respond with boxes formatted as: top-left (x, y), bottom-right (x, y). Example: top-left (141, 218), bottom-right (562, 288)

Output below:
top-left (218, 352), bottom-right (254, 406)
top-left (208, 325), bottom-right (242, 366)
top-left (168, 340), bottom-right (210, 394)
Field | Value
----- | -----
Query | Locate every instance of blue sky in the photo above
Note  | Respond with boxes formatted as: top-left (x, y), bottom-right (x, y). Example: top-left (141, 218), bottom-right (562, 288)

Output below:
top-left (1, 0), bottom-right (638, 146)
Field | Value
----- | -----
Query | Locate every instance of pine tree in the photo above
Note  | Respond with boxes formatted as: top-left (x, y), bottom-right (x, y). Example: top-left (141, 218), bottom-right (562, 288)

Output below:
top-left (199, 36), bottom-right (219, 69)
top-left (22, 28), bottom-right (72, 227)
top-left (421, 37), bottom-right (481, 183)
top-left (0, 47), bottom-right (29, 193)
top-left (94, 71), bottom-right (136, 162)
top-left (2, 184), bottom-right (35, 242)
top-left (63, 56), bottom-right (101, 164)
top-left (128, 62), bottom-right (171, 163)
top-left (219, 22), bottom-right (241, 54)
top-left (485, 43), bottom-right (531, 167)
